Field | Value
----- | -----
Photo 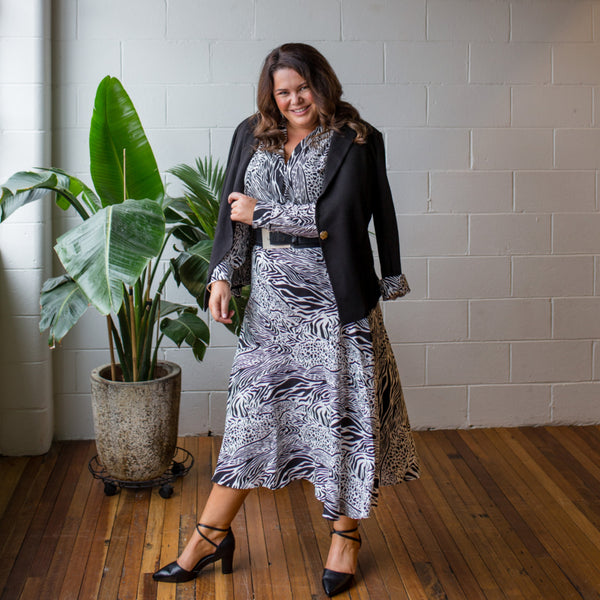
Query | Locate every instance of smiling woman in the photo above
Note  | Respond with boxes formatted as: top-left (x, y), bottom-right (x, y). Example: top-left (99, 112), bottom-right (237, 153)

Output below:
top-left (253, 43), bottom-right (370, 154)
top-left (153, 43), bottom-right (419, 598)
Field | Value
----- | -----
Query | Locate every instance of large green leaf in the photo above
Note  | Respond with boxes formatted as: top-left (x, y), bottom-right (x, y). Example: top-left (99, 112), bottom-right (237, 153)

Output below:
top-left (0, 172), bottom-right (50, 221)
top-left (0, 170), bottom-right (100, 222)
top-left (170, 237), bottom-right (247, 335)
top-left (39, 275), bottom-right (90, 346)
top-left (46, 168), bottom-right (101, 215)
top-left (164, 198), bottom-right (209, 247)
top-left (160, 311), bottom-right (210, 361)
top-left (54, 198), bottom-right (165, 315)
top-left (90, 76), bottom-right (164, 207)
top-left (170, 238), bottom-right (213, 301)
top-left (159, 300), bottom-right (198, 318)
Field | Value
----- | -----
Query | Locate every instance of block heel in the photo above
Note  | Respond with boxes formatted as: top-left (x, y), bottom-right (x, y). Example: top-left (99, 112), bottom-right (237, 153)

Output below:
top-left (153, 523), bottom-right (235, 583)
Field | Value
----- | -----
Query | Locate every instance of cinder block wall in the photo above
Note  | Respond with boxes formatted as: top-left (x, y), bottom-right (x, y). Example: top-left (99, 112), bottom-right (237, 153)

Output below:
top-left (0, 0), bottom-right (54, 454)
top-left (40, 0), bottom-right (600, 437)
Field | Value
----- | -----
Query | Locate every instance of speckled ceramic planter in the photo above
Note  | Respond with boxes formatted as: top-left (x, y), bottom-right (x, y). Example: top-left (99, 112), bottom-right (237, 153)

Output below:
top-left (90, 361), bottom-right (182, 482)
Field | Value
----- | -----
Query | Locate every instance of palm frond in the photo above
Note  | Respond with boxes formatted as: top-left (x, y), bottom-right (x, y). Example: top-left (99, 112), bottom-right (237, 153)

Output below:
top-left (167, 157), bottom-right (224, 240)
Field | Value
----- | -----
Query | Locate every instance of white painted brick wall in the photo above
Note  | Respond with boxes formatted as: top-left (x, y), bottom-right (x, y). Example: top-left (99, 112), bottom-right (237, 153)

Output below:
top-left (552, 383), bottom-right (600, 424)
top-left (512, 86), bottom-right (592, 128)
top-left (469, 385), bottom-right (551, 428)
top-left (428, 257), bottom-right (510, 299)
top-left (78, 0), bottom-right (166, 39)
top-left (429, 84), bottom-right (510, 127)
top-left (344, 84), bottom-right (426, 128)
top-left (123, 41), bottom-right (210, 84)
top-left (403, 386), bottom-right (468, 429)
top-left (472, 129), bottom-right (554, 170)
top-left (427, 0), bottom-right (509, 42)
top-left (514, 171), bottom-right (595, 213)
top-left (385, 42), bottom-right (468, 83)
top-left (470, 42), bottom-right (551, 84)
top-left (387, 128), bottom-right (470, 170)
top-left (512, 256), bottom-right (594, 297)
top-left (511, 341), bottom-right (592, 383)
top-left (427, 343), bottom-right (510, 385)
top-left (512, 2), bottom-right (592, 43)
top-left (553, 44), bottom-right (600, 84)
top-left (0, 0), bottom-right (53, 455)
top-left (469, 299), bottom-right (551, 341)
top-left (167, 0), bottom-right (254, 40)
top-left (556, 130), bottom-right (600, 169)
top-left (398, 214), bottom-right (468, 256)
top-left (430, 172), bottom-right (512, 213)
top-left (553, 298), bottom-right (600, 339)
top-left (554, 214), bottom-right (600, 254)
top-left (343, 0), bottom-right (426, 41)
top-left (470, 214), bottom-right (551, 256)
top-left (5, 0), bottom-right (600, 446)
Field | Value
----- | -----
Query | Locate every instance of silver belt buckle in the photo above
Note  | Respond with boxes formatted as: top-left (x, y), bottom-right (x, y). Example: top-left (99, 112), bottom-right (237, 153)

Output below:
top-left (261, 228), bottom-right (290, 249)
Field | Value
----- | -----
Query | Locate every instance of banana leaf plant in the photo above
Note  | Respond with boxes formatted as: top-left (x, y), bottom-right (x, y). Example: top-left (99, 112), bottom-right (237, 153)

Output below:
top-left (0, 76), bottom-right (214, 382)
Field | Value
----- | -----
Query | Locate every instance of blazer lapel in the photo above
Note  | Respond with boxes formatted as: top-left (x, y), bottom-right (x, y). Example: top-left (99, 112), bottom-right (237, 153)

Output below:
top-left (320, 126), bottom-right (356, 197)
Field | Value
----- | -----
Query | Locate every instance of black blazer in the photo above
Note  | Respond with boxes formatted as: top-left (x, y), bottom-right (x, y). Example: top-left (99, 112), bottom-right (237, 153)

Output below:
top-left (206, 116), bottom-right (405, 324)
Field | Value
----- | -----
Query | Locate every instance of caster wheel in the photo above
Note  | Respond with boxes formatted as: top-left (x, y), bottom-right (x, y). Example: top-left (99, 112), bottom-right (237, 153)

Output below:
top-left (159, 484), bottom-right (173, 499)
top-left (104, 482), bottom-right (119, 496)
top-left (171, 461), bottom-right (184, 475)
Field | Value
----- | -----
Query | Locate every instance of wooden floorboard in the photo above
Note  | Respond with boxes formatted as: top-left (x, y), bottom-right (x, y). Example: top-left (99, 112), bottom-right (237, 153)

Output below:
top-left (1, 427), bottom-right (599, 599)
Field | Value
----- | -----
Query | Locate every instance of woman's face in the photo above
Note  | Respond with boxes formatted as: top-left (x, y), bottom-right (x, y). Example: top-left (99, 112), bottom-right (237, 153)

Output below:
top-left (272, 68), bottom-right (319, 133)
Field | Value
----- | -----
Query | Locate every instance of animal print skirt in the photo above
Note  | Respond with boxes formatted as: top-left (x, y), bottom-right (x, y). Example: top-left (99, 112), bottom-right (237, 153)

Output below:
top-left (211, 245), bottom-right (420, 520)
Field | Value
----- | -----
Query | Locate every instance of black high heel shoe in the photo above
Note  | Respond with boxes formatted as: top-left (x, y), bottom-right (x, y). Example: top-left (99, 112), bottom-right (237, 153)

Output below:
top-left (153, 523), bottom-right (235, 583)
top-left (322, 526), bottom-right (362, 597)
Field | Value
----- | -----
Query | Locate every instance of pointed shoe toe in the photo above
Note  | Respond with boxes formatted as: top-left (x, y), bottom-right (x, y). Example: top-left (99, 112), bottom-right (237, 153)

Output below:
top-left (152, 561), bottom-right (196, 583)
top-left (153, 524), bottom-right (235, 584)
top-left (322, 568), bottom-right (354, 597)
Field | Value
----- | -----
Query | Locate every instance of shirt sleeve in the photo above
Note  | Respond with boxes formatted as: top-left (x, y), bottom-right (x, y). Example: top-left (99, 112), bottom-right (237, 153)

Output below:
top-left (252, 198), bottom-right (318, 237)
top-left (379, 273), bottom-right (410, 301)
top-left (208, 223), bottom-right (251, 286)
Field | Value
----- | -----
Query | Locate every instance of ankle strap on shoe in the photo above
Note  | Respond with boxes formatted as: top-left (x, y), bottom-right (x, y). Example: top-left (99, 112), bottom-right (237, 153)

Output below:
top-left (330, 526), bottom-right (361, 545)
top-left (196, 523), bottom-right (230, 548)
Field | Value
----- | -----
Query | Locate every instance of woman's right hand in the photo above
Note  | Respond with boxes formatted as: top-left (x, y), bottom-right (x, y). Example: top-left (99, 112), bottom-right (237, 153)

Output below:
top-left (208, 280), bottom-right (234, 324)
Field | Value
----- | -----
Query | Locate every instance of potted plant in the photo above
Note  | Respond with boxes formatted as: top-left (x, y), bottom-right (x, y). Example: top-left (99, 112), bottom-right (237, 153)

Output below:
top-left (0, 76), bottom-right (220, 483)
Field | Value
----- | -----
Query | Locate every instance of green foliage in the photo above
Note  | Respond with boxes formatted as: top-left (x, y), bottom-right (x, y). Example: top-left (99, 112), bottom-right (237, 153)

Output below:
top-left (54, 199), bottom-right (165, 315)
top-left (167, 157), bottom-right (249, 336)
top-left (39, 275), bottom-right (90, 346)
top-left (160, 311), bottom-right (210, 361)
top-left (0, 76), bottom-right (235, 382)
top-left (90, 77), bottom-right (164, 206)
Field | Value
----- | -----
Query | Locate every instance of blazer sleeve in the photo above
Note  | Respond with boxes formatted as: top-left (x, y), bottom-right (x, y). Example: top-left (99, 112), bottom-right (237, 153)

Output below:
top-left (370, 129), bottom-right (410, 300)
top-left (204, 117), bottom-right (256, 308)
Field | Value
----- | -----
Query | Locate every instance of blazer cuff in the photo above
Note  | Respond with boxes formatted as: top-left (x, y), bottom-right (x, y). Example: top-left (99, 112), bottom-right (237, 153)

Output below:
top-left (379, 274), bottom-right (410, 301)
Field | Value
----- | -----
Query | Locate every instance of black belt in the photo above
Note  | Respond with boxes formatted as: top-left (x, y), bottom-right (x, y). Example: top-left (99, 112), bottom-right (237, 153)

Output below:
top-left (254, 228), bottom-right (321, 249)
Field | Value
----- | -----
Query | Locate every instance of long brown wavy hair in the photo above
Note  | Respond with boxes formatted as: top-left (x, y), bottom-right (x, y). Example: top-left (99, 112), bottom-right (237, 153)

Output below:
top-left (254, 43), bottom-right (370, 152)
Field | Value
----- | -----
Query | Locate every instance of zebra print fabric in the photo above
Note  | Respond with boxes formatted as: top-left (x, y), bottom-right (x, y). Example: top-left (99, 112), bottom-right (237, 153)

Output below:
top-left (211, 127), bottom-right (419, 519)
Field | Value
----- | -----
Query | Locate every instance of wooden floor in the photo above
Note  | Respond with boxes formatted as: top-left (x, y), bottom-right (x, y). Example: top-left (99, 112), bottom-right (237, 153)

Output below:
top-left (2, 427), bottom-right (600, 599)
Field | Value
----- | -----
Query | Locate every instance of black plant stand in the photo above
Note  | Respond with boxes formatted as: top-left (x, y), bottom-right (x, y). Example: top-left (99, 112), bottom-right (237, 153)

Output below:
top-left (88, 446), bottom-right (194, 498)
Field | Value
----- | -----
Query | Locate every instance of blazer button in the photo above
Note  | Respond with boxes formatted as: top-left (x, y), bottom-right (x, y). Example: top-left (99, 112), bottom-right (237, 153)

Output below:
top-left (319, 230), bottom-right (329, 240)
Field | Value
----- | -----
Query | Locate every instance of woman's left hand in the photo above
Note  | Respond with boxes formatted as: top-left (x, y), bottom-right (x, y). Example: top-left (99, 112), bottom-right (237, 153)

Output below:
top-left (228, 192), bottom-right (257, 225)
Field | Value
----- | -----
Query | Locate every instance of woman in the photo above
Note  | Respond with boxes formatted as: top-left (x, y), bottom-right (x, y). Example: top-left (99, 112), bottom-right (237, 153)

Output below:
top-left (154, 43), bottom-right (419, 597)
